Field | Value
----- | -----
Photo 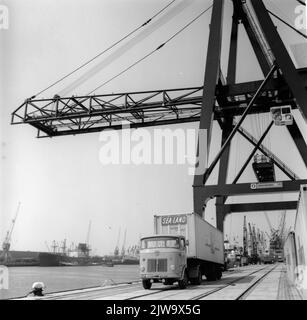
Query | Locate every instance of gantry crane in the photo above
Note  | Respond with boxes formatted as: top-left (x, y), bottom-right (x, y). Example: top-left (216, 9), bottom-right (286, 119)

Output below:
top-left (240, 216), bottom-right (249, 266)
top-left (11, 0), bottom-right (307, 233)
top-left (1, 202), bottom-right (21, 263)
top-left (248, 223), bottom-right (259, 264)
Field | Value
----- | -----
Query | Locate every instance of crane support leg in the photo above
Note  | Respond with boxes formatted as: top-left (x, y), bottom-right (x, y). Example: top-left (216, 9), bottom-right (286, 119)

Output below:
top-left (193, 0), bottom-right (224, 188)
top-left (215, 118), bottom-right (233, 232)
top-left (287, 119), bottom-right (307, 168)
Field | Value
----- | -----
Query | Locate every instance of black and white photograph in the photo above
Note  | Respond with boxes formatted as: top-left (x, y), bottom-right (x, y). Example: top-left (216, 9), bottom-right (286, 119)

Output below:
top-left (1, 0), bottom-right (307, 306)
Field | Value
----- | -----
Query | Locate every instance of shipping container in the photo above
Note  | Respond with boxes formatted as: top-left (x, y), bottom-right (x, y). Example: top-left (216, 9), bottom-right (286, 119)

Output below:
top-left (154, 213), bottom-right (224, 265)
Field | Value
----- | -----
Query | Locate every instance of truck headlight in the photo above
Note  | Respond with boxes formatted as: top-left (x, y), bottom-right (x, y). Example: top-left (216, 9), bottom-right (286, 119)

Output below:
top-left (140, 266), bottom-right (145, 272)
top-left (170, 265), bottom-right (175, 271)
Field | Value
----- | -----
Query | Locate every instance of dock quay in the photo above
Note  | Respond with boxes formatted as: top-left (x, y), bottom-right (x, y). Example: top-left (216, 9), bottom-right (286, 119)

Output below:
top-left (14, 264), bottom-right (302, 300)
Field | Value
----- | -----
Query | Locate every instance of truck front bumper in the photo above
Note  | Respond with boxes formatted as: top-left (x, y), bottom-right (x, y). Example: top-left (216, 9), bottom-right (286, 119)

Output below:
top-left (140, 271), bottom-right (182, 280)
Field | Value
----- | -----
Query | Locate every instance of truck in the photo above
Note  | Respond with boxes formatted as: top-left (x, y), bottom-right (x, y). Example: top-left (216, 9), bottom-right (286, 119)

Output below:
top-left (139, 213), bottom-right (224, 289)
top-left (262, 249), bottom-right (275, 264)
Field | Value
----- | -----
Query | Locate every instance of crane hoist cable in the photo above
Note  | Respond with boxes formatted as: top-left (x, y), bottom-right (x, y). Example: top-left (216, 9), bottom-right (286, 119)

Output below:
top-left (87, 4), bottom-right (213, 95)
top-left (267, 9), bottom-right (307, 39)
top-left (296, 0), bottom-right (306, 6)
top-left (31, 0), bottom-right (177, 99)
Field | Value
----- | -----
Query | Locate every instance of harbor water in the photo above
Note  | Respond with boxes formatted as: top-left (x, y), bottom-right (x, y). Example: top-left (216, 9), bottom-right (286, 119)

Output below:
top-left (0, 265), bottom-right (139, 299)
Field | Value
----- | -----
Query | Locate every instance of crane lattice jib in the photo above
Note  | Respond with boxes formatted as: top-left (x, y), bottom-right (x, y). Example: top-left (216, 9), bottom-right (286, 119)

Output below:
top-left (11, 67), bottom-right (307, 137)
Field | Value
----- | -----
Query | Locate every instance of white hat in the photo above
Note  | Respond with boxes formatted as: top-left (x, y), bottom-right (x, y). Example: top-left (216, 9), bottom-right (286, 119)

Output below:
top-left (32, 282), bottom-right (45, 290)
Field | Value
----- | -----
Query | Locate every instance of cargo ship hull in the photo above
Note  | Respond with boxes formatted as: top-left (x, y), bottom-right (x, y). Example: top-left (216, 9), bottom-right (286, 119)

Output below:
top-left (0, 250), bottom-right (40, 267)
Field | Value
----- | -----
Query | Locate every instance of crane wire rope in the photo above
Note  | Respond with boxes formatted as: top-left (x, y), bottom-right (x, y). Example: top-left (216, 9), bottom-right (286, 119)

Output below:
top-left (295, 0), bottom-right (306, 6)
top-left (31, 0), bottom-right (177, 99)
top-left (87, 4), bottom-right (213, 95)
top-left (267, 9), bottom-right (307, 39)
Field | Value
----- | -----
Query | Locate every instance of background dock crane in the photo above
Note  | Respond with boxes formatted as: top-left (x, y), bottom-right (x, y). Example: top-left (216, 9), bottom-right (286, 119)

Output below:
top-left (85, 220), bottom-right (92, 257)
top-left (120, 228), bottom-right (127, 259)
top-left (114, 228), bottom-right (121, 257)
top-left (0, 202), bottom-right (21, 263)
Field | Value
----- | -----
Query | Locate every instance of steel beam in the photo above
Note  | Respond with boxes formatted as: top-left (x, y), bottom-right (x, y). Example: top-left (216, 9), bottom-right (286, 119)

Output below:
top-left (237, 126), bottom-right (299, 180)
top-left (227, 2), bottom-right (239, 84)
top-left (287, 119), bottom-right (307, 169)
top-left (201, 64), bottom-right (277, 185)
top-left (219, 201), bottom-right (297, 214)
top-left (214, 3), bottom-right (239, 230)
top-left (215, 118), bottom-right (233, 231)
top-left (251, 0), bottom-right (307, 123)
top-left (194, 0), bottom-right (224, 187)
top-left (239, 1), bottom-right (271, 75)
top-left (232, 121), bottom-right (274, 184)
top-left (194, 179), bottom-right (307, 207)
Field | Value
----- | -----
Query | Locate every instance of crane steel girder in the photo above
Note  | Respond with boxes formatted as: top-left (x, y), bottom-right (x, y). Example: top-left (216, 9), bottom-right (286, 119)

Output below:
top-left (194, 179), bottom-right (307, 212)
top-left (219, 201), bottom-right (297, 215)
top-left (11, 68), bottom-right (307, 137)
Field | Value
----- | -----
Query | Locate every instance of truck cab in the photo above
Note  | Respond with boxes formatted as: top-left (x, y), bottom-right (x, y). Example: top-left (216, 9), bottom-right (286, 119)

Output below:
top-left (140, 213), bottom-right (224, 290)
top-left (140, 234), bottom-right (188, 289)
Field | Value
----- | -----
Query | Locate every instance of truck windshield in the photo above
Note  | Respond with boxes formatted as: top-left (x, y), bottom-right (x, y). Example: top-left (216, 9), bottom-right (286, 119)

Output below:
top-left (141, 237), bottom-right (180, 249)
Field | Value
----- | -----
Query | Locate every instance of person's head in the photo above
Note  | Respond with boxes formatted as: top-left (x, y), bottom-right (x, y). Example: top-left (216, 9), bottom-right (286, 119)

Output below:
top-left (31, 282), bottom-right (45, 296)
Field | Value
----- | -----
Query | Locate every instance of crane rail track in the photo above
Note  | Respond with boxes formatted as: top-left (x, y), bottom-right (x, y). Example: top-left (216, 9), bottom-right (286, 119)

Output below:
top-left (235, 265), bottom-right (278, 300)
top-left (189, 265), bottom-right (275, 300)
top-left (125, 265), bottom-right (276, 300)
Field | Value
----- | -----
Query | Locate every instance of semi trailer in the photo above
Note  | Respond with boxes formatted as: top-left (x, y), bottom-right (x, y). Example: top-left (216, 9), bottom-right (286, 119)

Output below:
top-left (139, 213), bottom-right (224, 289)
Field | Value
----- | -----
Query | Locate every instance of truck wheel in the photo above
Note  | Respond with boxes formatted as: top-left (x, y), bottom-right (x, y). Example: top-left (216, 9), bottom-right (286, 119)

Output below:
top-left (178, 271), bottom-right (188, 289)
top-left (142, 280), bottom-right (152, 290)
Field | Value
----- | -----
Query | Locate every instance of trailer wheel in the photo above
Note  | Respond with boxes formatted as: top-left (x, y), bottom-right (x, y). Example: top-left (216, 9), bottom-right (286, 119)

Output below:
top-left (216, 268), bottom-right (222, 280)
top-left (191, 268), bottom-right (202, 285)
top-left (205, 273), bottom-right (216, 281)
top-left (205, 266), bottom-right (217, 281)
top-left (142, 280), bottom-right (152, 290)
top-left (178, 271), bottom-right (188, 289)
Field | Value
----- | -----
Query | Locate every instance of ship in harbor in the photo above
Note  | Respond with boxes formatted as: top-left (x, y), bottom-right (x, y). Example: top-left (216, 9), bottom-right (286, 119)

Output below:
top-left (0, 250), bottom-right (40, 266)
top-left (38, 239), bottom-right (102, 266)
top-left (1, 206), bottom-right (138, 267)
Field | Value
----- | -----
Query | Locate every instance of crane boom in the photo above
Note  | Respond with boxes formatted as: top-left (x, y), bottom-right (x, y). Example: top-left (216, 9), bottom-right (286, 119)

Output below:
top-left (1, 202), bottom-right (21, 263)
top-left (243, 216), bottom-right (248, 256)
top-left (121, 229), bottom-right (127, 258)
top-left (114, 227), bottom-right (121, 256)
top-left (86, 220), bottom-right (91, 246)
top-left (263, 211), bottom-right (274, 234)
top-left (7, 202), bottom-right (21, 243)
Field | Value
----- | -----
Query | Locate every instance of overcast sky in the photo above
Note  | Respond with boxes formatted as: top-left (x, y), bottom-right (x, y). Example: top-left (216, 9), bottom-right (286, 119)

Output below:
top-left (1, 0), bottom-right (307, 255)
